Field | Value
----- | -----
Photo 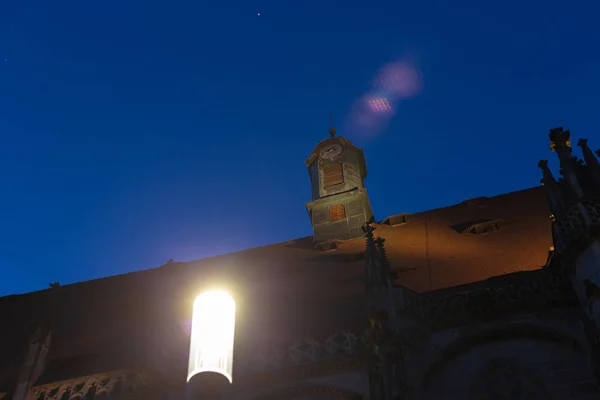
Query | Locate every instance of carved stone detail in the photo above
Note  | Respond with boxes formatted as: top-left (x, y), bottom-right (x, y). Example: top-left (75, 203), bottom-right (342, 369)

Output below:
top-left (236, 331), bottom-right (365, 378)
top-left (556, 199), bottom-right (595, 240)
top-left (30, 370), bottom-right (144, 400)
top-left (583, 198), bottom-right (600, 225)
top-left (404, 267), bottom-right (577, 330)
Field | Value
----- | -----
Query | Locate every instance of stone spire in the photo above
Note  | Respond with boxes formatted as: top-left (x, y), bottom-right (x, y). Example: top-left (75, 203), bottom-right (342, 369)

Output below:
top-left (362, 218), bottom-right (410, 400)
top-left (364, 217), bottom-right (379, 292)
top-left (578, 138), bottom-right (600, 190)
top-left (579, 139), bottom-right (600, 166)
top-left (11, 327), bottom-right (52, 400)
top-left (363, 218), bottom-right (397, 303)
top-left (549, 127), bottom-right (585, 200)
top-left (538, 160), bottom-right (567, 220)
top-left (10, 285), bottom-right (59, 400)
top-left (543, 128), bottom-right (600, 388)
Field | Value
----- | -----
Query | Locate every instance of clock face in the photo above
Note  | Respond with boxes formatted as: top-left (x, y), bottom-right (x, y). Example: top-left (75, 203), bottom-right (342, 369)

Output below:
top-left (319, 144), bottom-right (343, 160)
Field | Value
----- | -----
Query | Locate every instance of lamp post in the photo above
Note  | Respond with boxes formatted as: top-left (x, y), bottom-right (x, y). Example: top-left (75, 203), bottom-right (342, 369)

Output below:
top-left (187, 290), bottom-right (236, 400)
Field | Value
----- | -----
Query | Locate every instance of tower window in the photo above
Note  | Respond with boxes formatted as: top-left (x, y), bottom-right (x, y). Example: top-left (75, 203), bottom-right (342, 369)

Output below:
top-left (323, 163), bottom-right (344, 188)
top-left (329, 204), bottom-right (346, 222)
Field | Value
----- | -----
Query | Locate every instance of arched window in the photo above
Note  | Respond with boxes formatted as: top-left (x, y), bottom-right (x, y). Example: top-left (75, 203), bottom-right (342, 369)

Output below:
top-left (329, 205), bottom-right (346, 222)
top-left (323, 164), bottom-right (344, 188)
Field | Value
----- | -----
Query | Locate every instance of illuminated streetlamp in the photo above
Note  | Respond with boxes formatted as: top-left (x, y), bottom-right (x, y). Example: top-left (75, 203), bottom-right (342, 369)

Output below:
top-left (187, 290), bottom-right (236, 399)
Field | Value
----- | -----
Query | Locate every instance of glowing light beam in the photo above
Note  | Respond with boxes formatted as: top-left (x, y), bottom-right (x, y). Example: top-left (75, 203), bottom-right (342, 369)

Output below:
top-left (187, 290), bottom-right (236, 384)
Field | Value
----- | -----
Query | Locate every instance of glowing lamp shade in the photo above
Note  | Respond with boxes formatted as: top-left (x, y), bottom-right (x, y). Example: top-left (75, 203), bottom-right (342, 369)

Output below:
top-left (187, 290), bottom-right (236, 384)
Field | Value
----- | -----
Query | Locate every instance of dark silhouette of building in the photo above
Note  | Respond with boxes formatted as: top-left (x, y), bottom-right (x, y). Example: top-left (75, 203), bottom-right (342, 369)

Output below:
top-left (1, 126), bottom-right (599, 400)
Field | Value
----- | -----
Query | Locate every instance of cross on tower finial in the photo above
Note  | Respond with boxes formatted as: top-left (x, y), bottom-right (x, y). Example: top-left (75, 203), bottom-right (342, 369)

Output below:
top-left (329, 113), bottom-right (336, 138)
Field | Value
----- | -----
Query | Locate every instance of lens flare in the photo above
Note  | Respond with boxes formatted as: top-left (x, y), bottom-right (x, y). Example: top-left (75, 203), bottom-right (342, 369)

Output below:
top-left (376, 62), bottom-right (422, 99)
top-left (367, 97), bottom-right (393, 114)
top-left (347, 59), bottom-right (422, 138)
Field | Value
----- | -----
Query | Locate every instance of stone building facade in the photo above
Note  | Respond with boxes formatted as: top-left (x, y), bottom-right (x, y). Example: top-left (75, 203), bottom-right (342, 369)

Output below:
top-left (1, 127), bottom-right (599, 399)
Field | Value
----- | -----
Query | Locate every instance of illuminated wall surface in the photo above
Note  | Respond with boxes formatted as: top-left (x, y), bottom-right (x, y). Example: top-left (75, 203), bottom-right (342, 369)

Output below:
top-left (187, 291), bottom-right (236, 384)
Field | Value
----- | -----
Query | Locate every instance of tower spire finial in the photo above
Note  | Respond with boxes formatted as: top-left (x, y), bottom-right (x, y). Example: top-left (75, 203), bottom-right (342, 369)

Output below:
top-left (328, 112), bottom-right (336, 138)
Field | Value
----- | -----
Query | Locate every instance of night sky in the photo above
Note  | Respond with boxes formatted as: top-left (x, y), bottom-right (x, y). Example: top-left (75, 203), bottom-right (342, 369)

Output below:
top-left (0, 0), bottom-right (599, 295)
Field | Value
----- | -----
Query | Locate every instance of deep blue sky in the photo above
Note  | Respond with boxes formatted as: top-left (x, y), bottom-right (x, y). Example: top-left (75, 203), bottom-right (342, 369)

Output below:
top-left (0, 0), bottom-right (599, 295)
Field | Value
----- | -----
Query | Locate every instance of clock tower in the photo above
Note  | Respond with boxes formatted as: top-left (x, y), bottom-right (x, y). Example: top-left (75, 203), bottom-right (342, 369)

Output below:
top-left (305, 121), bottom-right (374, 243)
